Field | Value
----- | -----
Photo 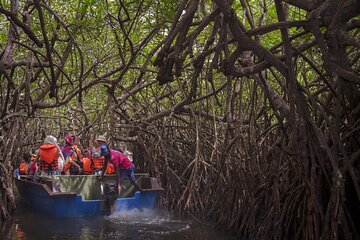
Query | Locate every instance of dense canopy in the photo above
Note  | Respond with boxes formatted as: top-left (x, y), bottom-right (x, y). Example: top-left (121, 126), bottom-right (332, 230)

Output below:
top-left (1, 0), bottom-right (360, 239)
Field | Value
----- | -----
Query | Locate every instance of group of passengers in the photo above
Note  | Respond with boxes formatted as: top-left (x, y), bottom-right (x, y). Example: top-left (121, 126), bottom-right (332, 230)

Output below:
top-left (18, 134), bottom-right (141, 194)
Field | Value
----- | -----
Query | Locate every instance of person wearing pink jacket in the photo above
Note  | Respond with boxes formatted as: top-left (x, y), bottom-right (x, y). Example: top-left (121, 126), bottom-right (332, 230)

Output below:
top-left (95, 135), bottom-right (142, 194)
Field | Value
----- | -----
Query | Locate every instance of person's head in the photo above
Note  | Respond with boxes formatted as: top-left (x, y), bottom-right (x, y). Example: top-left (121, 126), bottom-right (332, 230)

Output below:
top-left (23, 153), bottom-right (32, 163)
top-left (95, 135), bottom-right (107, 147)
top-left (65, 134), bottom-right (77, 146)
top-left (43, 135), bottom-right (58, 145)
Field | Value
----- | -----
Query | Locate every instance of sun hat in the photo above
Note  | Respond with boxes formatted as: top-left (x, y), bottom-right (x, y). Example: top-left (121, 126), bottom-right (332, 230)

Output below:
top-left (43, 135), bottom-right (58, 145)
top-left (95, 135), bottom-right (107, 143)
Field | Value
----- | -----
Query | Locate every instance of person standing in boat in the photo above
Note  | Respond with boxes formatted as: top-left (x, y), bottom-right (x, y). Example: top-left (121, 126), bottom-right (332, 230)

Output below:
top-left (36, 135), bottom-right (65, 176)
top-left (94, 135), bottom-right (142, 194)
top-left (61, 134), bottom-right (82, 175)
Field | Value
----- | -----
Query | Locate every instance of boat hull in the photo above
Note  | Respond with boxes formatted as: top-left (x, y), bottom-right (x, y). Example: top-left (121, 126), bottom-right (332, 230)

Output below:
top-left (15, 175), bottom-right (162, 218)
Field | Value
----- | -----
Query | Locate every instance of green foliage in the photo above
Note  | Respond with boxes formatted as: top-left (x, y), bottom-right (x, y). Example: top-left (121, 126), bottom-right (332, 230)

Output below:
top-left (0, 0), bottom-right (351, 136)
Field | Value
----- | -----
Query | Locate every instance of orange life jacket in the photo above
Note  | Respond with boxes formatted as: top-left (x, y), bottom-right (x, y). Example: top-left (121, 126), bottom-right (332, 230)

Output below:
top-left (39, 144), bottom-right (58, 171)
top-left (82, 157), bottom-right (93, 175)
top-left (19, 162), bottom-right (29, 175)
top-left (106, 162), bottom-right (115, 174)
top-left (93, 157), bottom-right (104, 170)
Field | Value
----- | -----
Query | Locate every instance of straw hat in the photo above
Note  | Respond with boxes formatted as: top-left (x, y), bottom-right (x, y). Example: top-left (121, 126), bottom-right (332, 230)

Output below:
top-left (95, 135), bottom-right (107, 143)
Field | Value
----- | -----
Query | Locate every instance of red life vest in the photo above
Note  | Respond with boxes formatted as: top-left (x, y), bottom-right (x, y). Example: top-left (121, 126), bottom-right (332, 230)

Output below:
top-left (39, 144), bottom-right (58, 171)
top-left (93, 156), bottom-right (104, 170)
top-left (19, 162), bottom-right (29, 175)
top-left (82, 157), bottom-right (93, 175)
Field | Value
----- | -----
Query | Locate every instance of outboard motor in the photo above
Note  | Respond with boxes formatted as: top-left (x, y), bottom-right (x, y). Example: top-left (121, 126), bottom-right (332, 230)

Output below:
top-left (103, 180), bottom-right (118, 214)
top-left (104, 182), bottom-right (118, 195)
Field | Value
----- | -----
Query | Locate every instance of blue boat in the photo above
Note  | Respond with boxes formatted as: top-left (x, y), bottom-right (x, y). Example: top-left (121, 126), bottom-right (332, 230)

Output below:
top-left (15, 174), bottom-right (163, 218)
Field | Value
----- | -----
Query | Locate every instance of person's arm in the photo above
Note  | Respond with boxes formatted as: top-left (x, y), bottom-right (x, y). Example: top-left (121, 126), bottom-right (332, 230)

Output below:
top-left (100, 157), bottom-right (108, 180)
top-left (99, 145), bottom-right (111, 178)
top-left (69, 158), bottom-right (82, 172)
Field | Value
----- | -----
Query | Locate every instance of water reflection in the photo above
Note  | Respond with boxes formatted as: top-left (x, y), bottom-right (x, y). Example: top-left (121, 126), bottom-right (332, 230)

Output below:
top-left (1, 204), bottom-right (235, 240)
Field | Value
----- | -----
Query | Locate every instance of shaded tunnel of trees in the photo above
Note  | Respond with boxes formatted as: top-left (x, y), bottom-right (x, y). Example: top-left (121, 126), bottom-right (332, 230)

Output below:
top-left (1, 0), bottom-right (360, 239)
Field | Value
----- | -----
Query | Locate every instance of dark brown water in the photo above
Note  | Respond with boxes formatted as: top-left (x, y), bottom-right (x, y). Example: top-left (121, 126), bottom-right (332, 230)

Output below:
top-left (0, 203), bottom-right (236, 240)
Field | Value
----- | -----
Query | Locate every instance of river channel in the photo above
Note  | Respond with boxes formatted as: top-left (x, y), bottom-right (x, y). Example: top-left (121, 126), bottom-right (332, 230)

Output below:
top-left (0, 202), bottom-right (236, 240)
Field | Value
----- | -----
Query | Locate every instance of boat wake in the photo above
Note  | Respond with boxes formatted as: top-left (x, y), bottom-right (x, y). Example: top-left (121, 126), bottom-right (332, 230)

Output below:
top-left (105, 209), bottom-right (191, 238)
